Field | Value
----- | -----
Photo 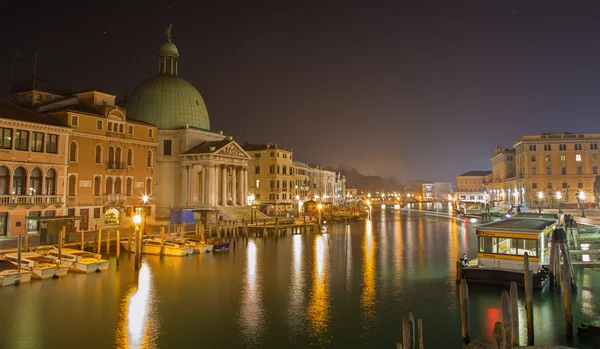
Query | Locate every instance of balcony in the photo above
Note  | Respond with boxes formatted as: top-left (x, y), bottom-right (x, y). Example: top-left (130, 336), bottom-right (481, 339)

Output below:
top-left (0, 195), bottom-right (64, 206)
top-left (107, 162), bottom-right (126, 171)
top-left (104, 193), bottom-right (127, 206)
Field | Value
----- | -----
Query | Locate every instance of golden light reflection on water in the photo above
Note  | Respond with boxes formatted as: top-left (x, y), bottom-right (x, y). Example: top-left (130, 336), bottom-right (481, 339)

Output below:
top-left (361, 219), bottom-right (376, 328)
top-left (393, 214), bottom-right (404, 291)
top-left (115, 262), bottom-right (156, 349)
top-left (308, 235), bottom-right (330, 344)
top-left (239, 240), bottom-right (265, 345)
top-left (345, 225), bottom-right (353, 294)
top-left (417, 218), bottom-right (424, 266)
top-left (288, 235), bottom-right (305, 331)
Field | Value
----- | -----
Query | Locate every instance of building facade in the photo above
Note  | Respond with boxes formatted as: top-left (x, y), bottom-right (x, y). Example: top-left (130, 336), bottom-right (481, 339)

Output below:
top-left (513, 132), bottom-right (599, 207)
top-left (0, 101), bottom-right (71, 237)
top-left (244, 143), bottom-right (295, 216)
top-left (35, 90), bottom-right (158, 231)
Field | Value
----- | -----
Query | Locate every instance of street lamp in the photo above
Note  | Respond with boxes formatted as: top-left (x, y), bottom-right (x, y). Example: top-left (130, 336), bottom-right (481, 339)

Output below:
top-left (556, 191), bottom-right (563, 214)
top-left (537, 191), bottom-right (544, 213)
top-left (317, 203), bottom-right (323, 227)
top-left (578, 191), bottom-right (586, 218)
top-left (248, 194), bottom-right (255, 224)
top-left (142, 195), bottom-right (149, 238)
top-left (133, 213), bottom-right (142, 270)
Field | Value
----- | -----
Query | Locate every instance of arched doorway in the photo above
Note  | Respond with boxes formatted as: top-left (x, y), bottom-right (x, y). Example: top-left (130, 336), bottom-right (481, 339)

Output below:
top-left (13, 167), bottom-right (27, 195)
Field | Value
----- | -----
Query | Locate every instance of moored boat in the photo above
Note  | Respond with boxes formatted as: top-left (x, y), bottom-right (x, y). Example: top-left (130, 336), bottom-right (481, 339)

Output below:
top-left (183, 237), bottom-right (214, 254)
top-left (208, 239), bottom-right (230, 251)
top-left (5, 252), bottom-right (69, 279)
top-left (459, 217), bottom-right (557, 289)
top-left (46, 248), bottom-right (109, 273)
top-left (0, 257), bottom-right (32, 286)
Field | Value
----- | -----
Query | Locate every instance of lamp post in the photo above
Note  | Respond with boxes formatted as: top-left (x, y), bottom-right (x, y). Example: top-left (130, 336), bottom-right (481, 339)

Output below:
top-left (578, 191), bottom-right (586, 218)
top-left (556, 191), bottom-right (563, 214)
top-left (142, 195), bottom-right (149, 237)
top-left (295, 195), bottom-right (301, 217)
top-left (248, 194), bottom-right (255, 224)
top-left (317, 203), bottom-right (323, 227)
top-left (536, 191), bottom-right (544, 214)
top-left (133, 213), bottom-right (142, 270)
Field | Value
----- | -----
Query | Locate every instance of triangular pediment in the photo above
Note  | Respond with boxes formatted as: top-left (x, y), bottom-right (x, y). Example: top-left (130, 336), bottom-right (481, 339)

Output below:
top-left (214, 141), bottom-right (251, 159)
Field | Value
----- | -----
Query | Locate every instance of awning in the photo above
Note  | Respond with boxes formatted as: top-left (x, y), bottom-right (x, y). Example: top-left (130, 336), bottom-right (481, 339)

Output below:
top-left (26, 215), bottom-right (83, 221)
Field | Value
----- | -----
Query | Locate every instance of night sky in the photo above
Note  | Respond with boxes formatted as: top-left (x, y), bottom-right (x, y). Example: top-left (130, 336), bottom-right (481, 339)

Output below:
top-left (3, 1), bottom-right (600, 184)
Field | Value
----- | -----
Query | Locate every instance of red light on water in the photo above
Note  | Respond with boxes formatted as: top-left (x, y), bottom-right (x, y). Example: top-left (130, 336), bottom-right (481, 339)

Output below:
top-left (486, 308), bottom-right (500, 340)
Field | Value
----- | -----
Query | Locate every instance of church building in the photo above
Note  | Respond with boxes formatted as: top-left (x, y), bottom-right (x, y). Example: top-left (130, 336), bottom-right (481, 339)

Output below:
top-left (126, 26), bottom-right (253, 222)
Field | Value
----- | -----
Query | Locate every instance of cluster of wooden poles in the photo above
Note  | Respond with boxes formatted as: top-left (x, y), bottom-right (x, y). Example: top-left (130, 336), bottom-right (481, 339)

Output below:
top-left (402, 250), bottom-right (577, 349)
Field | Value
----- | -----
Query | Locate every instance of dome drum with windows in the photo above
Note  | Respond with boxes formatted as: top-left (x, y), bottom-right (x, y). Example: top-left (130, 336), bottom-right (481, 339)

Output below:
top-left (127, 25), bottom-right (210, 130)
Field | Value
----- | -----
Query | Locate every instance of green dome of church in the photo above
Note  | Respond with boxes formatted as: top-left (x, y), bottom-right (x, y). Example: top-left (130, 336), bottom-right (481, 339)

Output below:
top-left (126, 26), bottom-right (210, 130)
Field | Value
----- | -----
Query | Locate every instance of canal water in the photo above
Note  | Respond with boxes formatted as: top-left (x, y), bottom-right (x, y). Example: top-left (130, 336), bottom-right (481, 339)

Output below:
top-left (1, 208), bottom-right (599, 349)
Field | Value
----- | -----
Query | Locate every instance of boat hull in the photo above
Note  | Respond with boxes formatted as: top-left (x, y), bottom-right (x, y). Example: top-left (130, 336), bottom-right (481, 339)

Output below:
top-left (460, 267), bottom-right (548, 289)
top-left (142, 244), bottom-right (194, 256)
top-left (213, 242), bottom-right (230, 251)
top-left (193, 244), bottom-right (214, 254)
top-left (33, 265), bottom-right (69, 280)
top-left (0, 270), bottom-right (32, 286)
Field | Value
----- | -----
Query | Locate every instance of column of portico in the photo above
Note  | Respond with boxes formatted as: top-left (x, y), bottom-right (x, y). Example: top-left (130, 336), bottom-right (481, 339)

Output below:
top-left (189, 164), bottom-right (196, 206)
top-left (231, 166), bottom-right (237, 206)
top-left (241, 167), bottom-right (247, 205)
top-left (200, 165), bottom-right (206, 206)
top-left (181, 165), bottom-right (189, 206)
top-left (212, 164), bottom-right (219, 206)
top-left (221, 165), bottom-right (227, 205)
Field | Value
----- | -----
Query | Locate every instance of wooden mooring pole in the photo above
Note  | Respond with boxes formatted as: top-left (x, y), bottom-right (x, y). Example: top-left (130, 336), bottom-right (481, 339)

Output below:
top-left (509, 282), bottom-right (519, 347)
top-left (97, 228), bottom-right (102, 254)
top-left (106, 228), bottom-right (111, 255)
top-left (561, 262), bottom-right (573, 337)
top-left (492, 322), bottom-right (506, 349)
top-left (116, 229), bottom-right (121, 260)
top-left (524, 252), bottom-right (534, 345)
top-left (80, 229), bottom-right (85, 251)
top-left (500, 290), bottom-right (512, 349)
top-left (402, 311), bottom-right (415, 349)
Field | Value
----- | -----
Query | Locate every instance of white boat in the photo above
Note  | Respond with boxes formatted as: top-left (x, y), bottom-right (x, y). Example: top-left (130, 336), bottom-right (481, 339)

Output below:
top-left (46, 248), bottom-right (109, 273)
top-left (120, 237), bottom-right (193, 256)
top-left (0, 257), bottom-right (32, 286)
top-left (5, 252), bottom-right (69, 279)
top-left (183, 237), bottom-right (214, 254)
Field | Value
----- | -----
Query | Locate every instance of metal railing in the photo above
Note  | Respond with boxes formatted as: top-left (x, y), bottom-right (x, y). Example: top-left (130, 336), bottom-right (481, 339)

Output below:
top-left (104, 193), bottom-right (127, 203)
top-left (0, 195), bottom-right (64, 205)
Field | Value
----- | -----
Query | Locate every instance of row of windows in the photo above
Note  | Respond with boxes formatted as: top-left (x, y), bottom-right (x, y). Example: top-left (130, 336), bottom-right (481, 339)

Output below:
top-left (530, 153), bottom-right (596, 162)
top-left (0, 166), bottom-right (57, 195)
top-left (269, 151), bottom-right (291, 159)
top-left (69, 142), bottom-right (153, 167)
top-left (0, 128), bottom-right (59, 153)
top-left (528, 143), bottom-right (597, 152)
top-left (74, 115), bottom-right (154, 138)
top-left (479, 236), bottom-right (538, 257)
top-left (67, 175), bottom-right (152, 197)
top-left (268, 193), bottom-right (292, 200)
top-left (269, 180), bottom-right (294, 189)
top-left (530, 165), bottom-right (596, 175)
top-left (531, 182), bottom-right (584, 189)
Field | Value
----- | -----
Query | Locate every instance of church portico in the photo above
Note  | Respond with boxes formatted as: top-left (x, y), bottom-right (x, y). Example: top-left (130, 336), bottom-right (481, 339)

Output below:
top-left (180, 140), bottom-right (250, 210)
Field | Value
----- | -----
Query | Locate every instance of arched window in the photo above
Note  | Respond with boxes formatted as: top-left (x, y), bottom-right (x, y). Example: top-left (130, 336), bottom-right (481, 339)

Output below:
top-left (114, 177), bottom-right (122, 194)
top-left (30, 168), bottom-right (42, 195)
top-left (0, 166), bottom-right (9, 195)
top-left (69, 142), bottom-right (78, 162)
top-left (95, 145), bottom-right (102, 164)
top-left (68, 175), bottom-right (76, 197)
top-left (146, 150), bottom-right (152, 167)
top-left (45, 169), bottom-right (56, 195)
top-left (146, 178), bottom-right (152, 195)
top-left (13, 167), bottom-right (27, 195)
top-left (94, 176), bottom-right (101, 197)
top-left (115, 147), bottom-right (122, 169)
top-left (127, 148), bottom-right (133, 166)
top-left (126, 177), bottom-right (133, 196)
top-left (106, 177), bottom-right (113, 195)
top-left (108, 146), bottom-right (115, 168)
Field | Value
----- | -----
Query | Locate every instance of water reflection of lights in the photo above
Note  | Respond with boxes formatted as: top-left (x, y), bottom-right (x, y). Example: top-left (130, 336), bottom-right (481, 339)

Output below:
top-left (345, 225), bottom-right (353, 293)
top-left (288, 235), bottom-right (305, 331)
top-left (308, 235), bottom-right (330, 344)
top-left (239, 240), bottom-right (265, 345)
top-left (361, 218), bottom-right (376, 327)
top-left (116, 262), bottom-right (156, 349)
